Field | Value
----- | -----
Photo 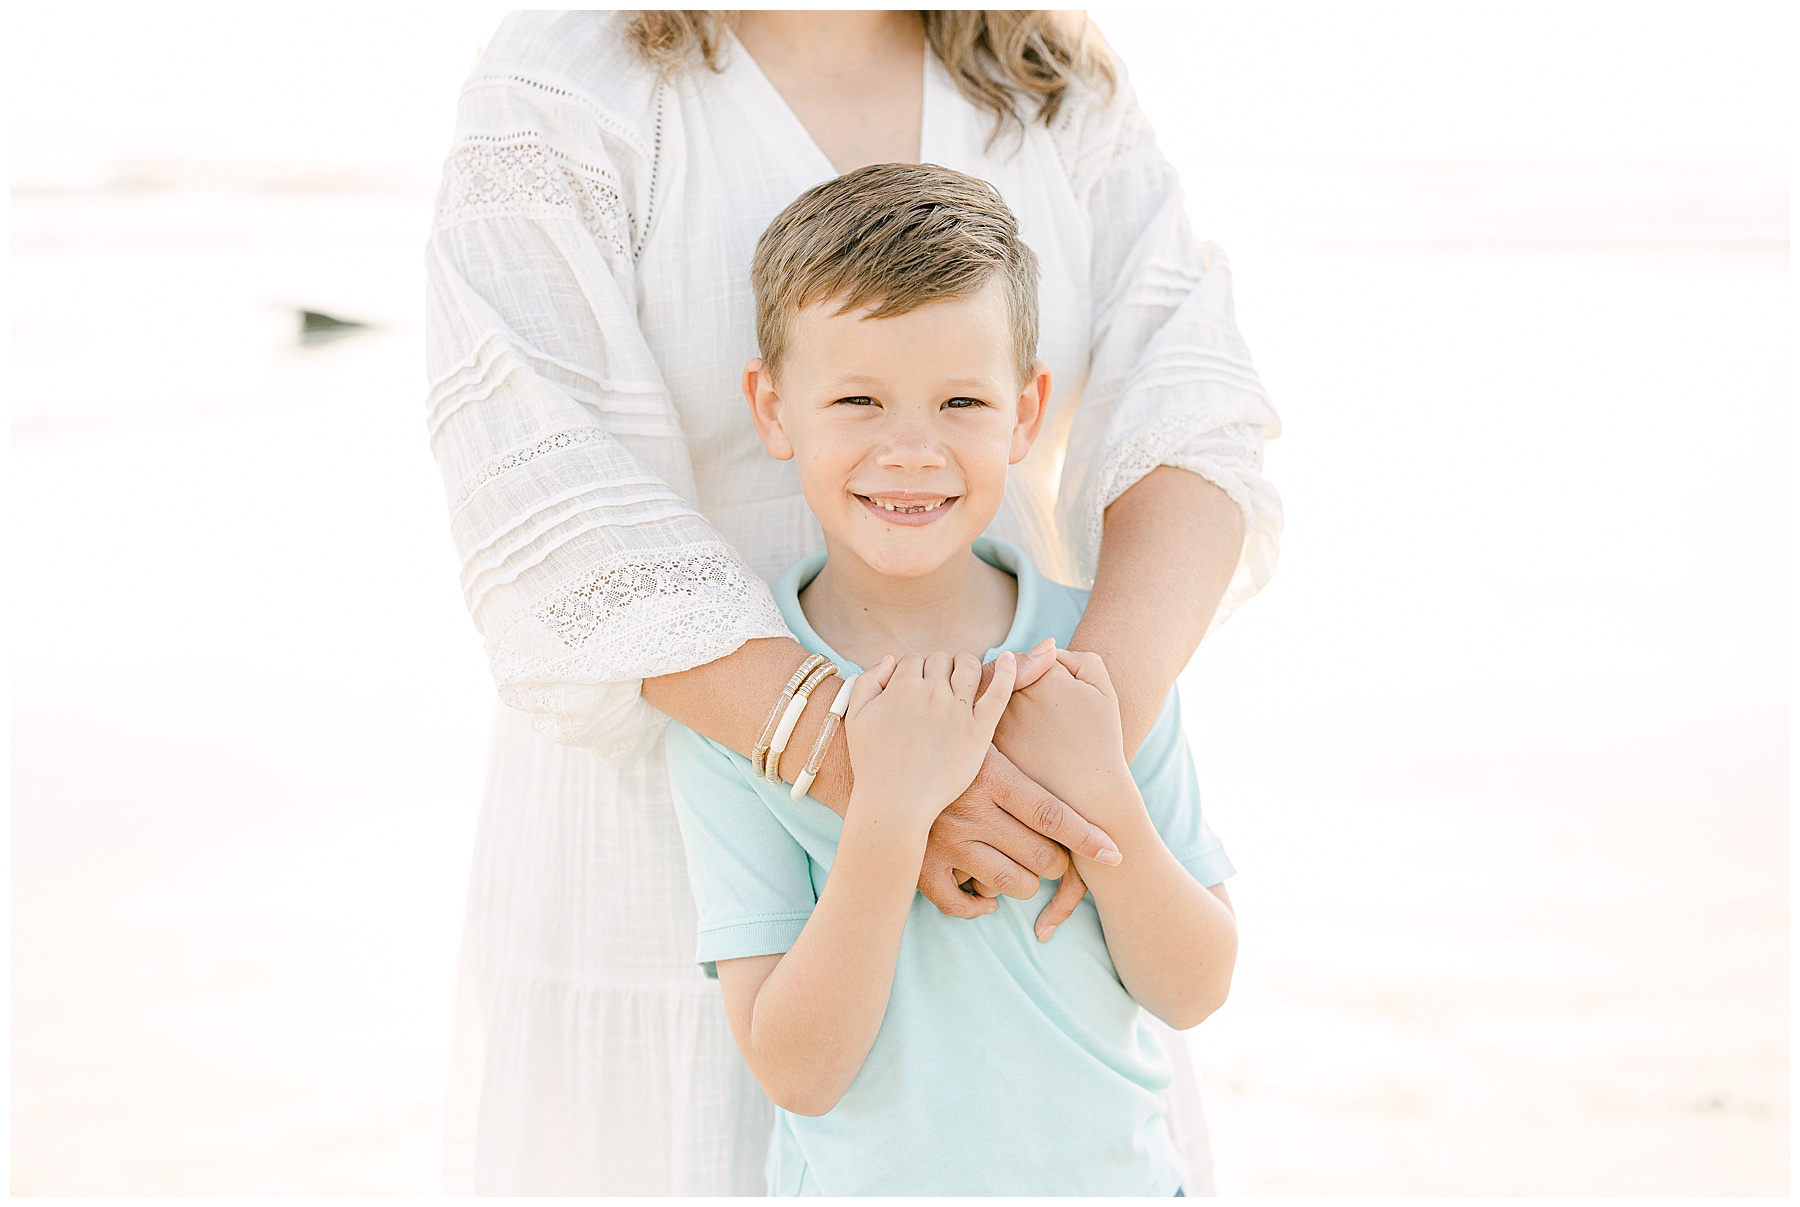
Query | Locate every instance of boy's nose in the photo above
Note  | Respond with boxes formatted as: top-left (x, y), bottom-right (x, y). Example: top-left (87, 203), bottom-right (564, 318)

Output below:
top-left (874, 428), bottom-right (948, 474)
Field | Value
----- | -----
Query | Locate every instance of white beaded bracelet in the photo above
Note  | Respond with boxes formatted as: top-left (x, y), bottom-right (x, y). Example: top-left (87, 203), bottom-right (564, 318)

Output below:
top-left (790, 673), bottom-right (857, 801)
top-left (752, 653), bottom-right (827, 779)
top-left (765, 660), bottom-right (839, 784)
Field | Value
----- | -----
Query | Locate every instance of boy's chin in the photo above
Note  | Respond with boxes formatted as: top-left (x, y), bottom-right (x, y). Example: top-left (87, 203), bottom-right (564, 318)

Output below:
top-left (838, 532), bottom-right (973, 580)
top-left (854, 547), bottom-right (956, 579)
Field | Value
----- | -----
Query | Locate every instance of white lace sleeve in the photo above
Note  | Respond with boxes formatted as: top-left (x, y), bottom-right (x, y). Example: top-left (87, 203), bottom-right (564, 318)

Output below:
top-left (1053, 74), bottom-right (1284, 628)
top-left (426, 63), bottom-right (789, 763)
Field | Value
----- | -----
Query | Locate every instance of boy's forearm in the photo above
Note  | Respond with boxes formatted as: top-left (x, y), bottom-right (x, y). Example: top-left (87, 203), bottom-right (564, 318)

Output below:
top-left (739, 806), bottom-right (924, 1114)
top-left (1078, 806), bottom-right (1238, 1029)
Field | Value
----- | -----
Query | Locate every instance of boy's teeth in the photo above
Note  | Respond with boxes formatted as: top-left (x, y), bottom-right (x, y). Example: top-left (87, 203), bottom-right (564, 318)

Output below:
top-left (873, 498), bottom-right (946, 513)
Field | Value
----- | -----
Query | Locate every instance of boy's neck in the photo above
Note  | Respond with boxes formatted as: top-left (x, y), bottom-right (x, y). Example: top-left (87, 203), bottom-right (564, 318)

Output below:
top-left (799, 539), bottom-right (1018, 670)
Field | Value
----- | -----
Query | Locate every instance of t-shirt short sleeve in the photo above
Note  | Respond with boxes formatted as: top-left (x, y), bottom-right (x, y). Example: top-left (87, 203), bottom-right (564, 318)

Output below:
top-left (665, 723), bottom-right (817, 977)
top-left (1130, 691), bottom-right (1236, 887)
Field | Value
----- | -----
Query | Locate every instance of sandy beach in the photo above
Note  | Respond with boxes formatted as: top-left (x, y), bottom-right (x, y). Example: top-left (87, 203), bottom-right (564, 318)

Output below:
top-left (9, 5), bottom-right (1788, 1194)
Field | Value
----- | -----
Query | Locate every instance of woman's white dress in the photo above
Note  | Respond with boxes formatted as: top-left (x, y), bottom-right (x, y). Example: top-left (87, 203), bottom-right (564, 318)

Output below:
top-left (426, 11), bottom-right (1282, 1196)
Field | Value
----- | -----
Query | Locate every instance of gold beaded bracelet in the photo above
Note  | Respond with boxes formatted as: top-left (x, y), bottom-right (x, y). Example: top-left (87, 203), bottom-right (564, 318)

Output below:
top-left (751, 653), bottom-right (827, 779)
top-left (765, 659), bottom-right (840, 784)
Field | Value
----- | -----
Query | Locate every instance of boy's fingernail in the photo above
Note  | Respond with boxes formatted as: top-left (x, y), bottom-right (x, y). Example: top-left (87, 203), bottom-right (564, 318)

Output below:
top-left (1095, 847), bottom-right (1122, 867)
top-left (1030, 637), bottom-right (1055, 655)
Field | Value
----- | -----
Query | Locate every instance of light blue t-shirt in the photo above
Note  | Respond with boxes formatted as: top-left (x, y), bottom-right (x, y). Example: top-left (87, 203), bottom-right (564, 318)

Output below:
top-left (665, 538), bottom-right (1233, 1196)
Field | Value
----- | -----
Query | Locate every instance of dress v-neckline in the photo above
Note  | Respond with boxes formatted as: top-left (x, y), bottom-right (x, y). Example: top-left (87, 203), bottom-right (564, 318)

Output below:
top-left (723, 27), bottom-right (943, 179)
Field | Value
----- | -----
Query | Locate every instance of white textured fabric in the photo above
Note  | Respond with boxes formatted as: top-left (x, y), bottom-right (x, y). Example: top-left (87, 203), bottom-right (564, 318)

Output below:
top-left (428, 11), bottom-right (1280, 1195)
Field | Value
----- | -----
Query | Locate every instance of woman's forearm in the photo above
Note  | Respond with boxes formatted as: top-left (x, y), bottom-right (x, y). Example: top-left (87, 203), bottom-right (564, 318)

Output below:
top-left (1071, 466), bottom-right (1244, 756)
top-left (1078, 807), bottom-right (1238, 1029)
top-left (644, 638), bottom-right (1115, 924)
top-left (643, 636), bottom-right (854, 809)
top-left (722, 807), bottom-right (924, 1115)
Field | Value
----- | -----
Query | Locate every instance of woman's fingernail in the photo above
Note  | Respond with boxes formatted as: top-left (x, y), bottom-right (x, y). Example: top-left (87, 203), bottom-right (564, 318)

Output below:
top-left (1095, 847), bottom-right (1122, 867)
top-left (1037, 924), bottom-right (1057, 942)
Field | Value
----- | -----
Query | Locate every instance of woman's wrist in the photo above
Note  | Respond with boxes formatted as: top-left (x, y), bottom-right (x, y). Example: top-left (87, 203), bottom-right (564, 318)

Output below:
top-left (777, 670), bottom-right (854, 812)
top-left (639, 638), bottom-right (857, 808)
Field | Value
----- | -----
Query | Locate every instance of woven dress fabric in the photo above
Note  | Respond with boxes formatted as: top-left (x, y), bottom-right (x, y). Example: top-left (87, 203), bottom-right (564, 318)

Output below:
top-left (426, 11), bottom-right (1281, 1195)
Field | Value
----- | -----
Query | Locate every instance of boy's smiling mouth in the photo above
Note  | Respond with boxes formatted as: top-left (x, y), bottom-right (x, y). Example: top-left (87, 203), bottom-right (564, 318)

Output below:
top-left (854, 491), bottom-right (960, 525)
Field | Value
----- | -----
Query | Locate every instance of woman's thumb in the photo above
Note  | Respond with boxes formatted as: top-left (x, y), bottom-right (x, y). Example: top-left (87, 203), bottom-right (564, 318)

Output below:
top-left (1011, 637), bottom-right (1057, 691)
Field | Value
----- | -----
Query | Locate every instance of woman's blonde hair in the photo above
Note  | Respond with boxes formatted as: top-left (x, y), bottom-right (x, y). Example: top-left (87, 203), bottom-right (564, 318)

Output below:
top-left (626, 11), bottom-right (1115, 141)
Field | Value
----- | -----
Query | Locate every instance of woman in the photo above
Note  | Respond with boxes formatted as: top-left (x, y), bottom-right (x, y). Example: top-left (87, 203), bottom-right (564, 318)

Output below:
top-left (427, 10), bottom-right (1280, 1194)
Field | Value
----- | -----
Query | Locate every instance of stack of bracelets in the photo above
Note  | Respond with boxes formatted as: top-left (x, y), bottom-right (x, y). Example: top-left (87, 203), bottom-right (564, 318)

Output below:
top-left (751, 653), bottom-right (860, 801)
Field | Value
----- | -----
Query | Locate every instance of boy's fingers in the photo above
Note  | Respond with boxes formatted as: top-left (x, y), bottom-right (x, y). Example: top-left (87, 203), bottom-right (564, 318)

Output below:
top-left (1055, 648), bottom-right (1117, 701)
top-left (869, 654), bottom-right (900, 688)
top-left (1054, 647), bottom-right (1100, 681)
top-left (1054, 648), bottom-right (1094, 672)
top-left (846, 655), bottom-right (896, 719)
top-left (1034, 859), bottom-right (1089, 940)
top-left (973, 650), bottom-right (1016, 731)
top-left (923, 650), bottom-right (954, 686)
top-left (950, 651), bottom-right (981, 705)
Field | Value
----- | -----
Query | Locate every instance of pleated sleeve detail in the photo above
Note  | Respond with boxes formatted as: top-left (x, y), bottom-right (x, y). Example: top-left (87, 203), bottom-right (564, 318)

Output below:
top-left (1053, 75), bottom-right (1284, 629)
top-left (425, 47), bottom-right (790, 763)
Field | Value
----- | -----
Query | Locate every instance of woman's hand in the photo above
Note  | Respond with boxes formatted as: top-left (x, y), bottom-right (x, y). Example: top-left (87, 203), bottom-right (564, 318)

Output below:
top-left (918, 747), bottom-right (1105, 938)
top-left (843, 651), bottom-right (1018, 840)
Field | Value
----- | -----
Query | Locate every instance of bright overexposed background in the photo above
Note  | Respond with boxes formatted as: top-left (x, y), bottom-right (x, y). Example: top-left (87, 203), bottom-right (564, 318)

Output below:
top-left (9, 2), bottom-right (1789, 1194)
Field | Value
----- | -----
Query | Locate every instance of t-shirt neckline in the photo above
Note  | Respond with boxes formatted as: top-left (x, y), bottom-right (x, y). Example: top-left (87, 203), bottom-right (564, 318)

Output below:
top-left (774, 537), bottom-right (1041, 674)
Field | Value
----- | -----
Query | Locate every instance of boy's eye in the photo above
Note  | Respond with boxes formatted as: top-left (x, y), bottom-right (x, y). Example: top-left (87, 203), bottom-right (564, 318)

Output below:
top-left (942, 397), bottom-right (987, 410)
top-left (833, 395), bottom-right (878, 407)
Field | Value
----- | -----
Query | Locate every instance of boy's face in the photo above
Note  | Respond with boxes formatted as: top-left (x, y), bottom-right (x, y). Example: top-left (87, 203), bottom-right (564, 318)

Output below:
top-left (744, 279), bottom-right (1050, 580)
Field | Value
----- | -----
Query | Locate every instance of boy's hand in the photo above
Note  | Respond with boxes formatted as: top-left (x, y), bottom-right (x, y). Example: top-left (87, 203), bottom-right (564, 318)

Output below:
top-left (994, 649), bottom-right (1138, 832)
top-left (844, 650), bottom-right (1018, 839)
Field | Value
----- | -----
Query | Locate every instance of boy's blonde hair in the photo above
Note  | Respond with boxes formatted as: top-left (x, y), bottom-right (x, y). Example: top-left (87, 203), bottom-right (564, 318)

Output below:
top-left (750, 163), bottom-right (1041, 384)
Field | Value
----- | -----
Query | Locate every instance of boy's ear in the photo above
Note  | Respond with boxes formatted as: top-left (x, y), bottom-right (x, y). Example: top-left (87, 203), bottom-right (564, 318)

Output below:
top-left (1009, 360), bottom-right (1053, 465)
top-left (743, 358), bottom-right (795, 461)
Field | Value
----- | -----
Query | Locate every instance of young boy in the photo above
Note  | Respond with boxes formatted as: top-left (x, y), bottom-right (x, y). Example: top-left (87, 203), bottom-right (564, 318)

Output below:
top-left (665, 163), bottom-right (1238, 1196)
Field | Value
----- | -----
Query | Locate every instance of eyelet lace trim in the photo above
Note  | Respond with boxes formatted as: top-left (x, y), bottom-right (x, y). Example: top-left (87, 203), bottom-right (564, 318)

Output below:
top-left (1077, 418), bottom-right (1261, 581)
top-left (437, 135), bottom-right (630, 258)
top-left (535, 549), bottom-right (783, 653)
